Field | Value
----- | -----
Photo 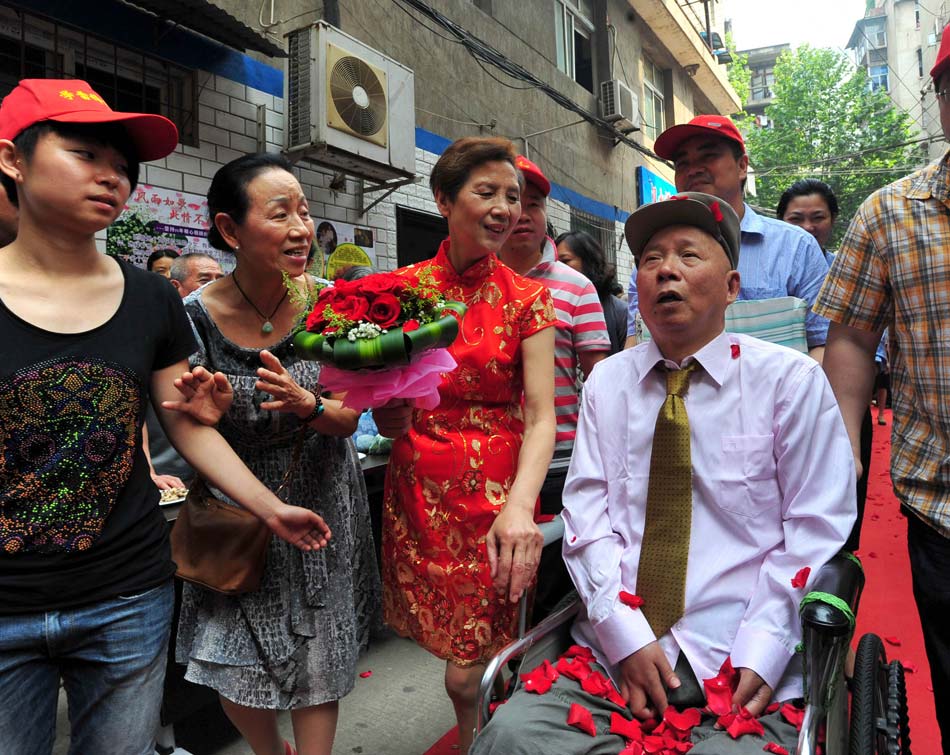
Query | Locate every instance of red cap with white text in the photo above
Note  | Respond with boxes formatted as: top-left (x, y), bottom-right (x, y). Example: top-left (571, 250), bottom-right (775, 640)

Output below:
top-left (0, 79), bottom-right (178, 162)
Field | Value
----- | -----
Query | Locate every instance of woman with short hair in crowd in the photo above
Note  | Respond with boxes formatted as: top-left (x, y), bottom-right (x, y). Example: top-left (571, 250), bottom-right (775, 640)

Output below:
top-left (374, 136), bottom-right (556, 755)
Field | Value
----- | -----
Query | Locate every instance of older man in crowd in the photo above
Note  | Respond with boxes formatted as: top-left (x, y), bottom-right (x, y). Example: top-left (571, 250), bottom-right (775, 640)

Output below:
top-left (473, 192), bottom-right (854, 755)
top-left (168, 252), bottom-right (225, 298)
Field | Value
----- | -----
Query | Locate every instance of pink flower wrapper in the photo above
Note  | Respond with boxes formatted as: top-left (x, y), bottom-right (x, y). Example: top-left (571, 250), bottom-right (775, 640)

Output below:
top-left (317, 348), bottom-right (458, 410)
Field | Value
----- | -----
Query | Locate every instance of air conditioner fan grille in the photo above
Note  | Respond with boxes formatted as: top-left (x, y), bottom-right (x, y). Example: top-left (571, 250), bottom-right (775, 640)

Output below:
top-left (330, 56), bottom-right (387, 136)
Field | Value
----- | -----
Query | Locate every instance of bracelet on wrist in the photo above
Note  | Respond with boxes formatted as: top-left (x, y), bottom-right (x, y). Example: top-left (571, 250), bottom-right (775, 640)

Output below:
top-left (300, 396), bottom-right (325, 424)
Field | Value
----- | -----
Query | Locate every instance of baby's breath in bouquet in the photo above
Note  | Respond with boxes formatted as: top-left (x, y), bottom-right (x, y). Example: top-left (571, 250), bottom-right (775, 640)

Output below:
top-left (293, 272), bottom-right (466, 409)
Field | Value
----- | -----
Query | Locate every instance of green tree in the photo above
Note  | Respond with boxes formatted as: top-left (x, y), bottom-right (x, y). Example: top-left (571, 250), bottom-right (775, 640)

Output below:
top-left (743, 45), bottom-right (926, 247)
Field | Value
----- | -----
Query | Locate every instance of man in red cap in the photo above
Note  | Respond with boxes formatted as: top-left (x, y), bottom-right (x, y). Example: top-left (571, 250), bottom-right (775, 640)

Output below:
top-left (499, 155), bottom-right (610, 619)
top-left (501, 155), bottom-right (610, 453)
top-left (625, 114), bottom-right (830, 361)
top-left (817, 29), bottom-right (950, 751)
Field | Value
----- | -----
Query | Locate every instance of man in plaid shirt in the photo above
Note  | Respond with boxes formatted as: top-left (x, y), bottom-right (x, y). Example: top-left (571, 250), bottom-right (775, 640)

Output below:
top-left (816, 28), bottom-right (950, 751)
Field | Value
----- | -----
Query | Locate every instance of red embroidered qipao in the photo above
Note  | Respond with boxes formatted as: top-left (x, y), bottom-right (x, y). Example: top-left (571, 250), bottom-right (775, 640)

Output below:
top-left (382, 241), bottom-right (555, 665)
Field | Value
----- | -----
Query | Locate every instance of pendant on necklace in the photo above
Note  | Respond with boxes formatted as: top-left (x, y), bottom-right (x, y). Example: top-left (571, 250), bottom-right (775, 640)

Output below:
top-left (261, 321), bottom-right (274, 334)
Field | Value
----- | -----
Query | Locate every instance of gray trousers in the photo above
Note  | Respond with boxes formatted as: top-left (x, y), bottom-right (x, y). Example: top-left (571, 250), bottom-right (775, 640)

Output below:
top-left (472, 657), bottom-right (800, 755)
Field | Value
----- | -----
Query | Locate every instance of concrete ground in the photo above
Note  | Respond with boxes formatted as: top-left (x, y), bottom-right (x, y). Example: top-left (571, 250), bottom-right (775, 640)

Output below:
top-left (53, 629), bottom-right (456, 755)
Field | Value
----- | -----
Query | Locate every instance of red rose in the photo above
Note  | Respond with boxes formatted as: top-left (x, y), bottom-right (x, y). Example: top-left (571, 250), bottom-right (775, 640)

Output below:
top-left (331, 294), bottom-right (370, 322)
top-left (330, 278), bottom-right (361, 296)
top-left (359, 273), bottom-right (405, 296)
top-left (305, 307), bottom-right (327, 332)
top-left (314, 286), bottom-right (339, 307)
top-left (367, 293), bottom-right (401, 328)
top-left (403, 319), bottom-right (420, 332)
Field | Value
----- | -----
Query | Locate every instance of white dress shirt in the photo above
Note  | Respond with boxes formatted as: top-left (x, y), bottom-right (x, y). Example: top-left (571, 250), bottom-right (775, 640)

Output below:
top-left (563, 331), bottom-right (855, 701)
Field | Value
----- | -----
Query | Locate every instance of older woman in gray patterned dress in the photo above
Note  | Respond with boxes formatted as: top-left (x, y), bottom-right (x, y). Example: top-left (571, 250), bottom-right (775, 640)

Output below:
top-left (172, 153), bottom-right (379, 755)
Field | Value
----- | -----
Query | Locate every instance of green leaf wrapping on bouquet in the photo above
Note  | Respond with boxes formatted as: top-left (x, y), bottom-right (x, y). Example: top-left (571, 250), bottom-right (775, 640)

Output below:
top-left (294, 301), bottom-right (467, 369)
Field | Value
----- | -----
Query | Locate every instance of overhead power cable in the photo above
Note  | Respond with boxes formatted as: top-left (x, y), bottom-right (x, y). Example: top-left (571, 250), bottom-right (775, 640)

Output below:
top-left (753, 134), bottom-right (937, 178)
top-left (390, 0), bottom-right (667, 163)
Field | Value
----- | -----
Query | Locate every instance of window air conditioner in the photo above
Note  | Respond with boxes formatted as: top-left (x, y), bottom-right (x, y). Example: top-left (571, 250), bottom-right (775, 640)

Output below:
top-left (284, 22), bottom-right (415, 181)
top-left (600, 79), bottom-right (640, 132)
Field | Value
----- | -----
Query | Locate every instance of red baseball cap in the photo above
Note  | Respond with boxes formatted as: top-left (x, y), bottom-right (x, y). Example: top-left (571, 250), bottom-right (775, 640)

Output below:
top-left (0, 79), bottom-right (178, 162)
top-left (515, 154), bottom-right (550, 197)
top-left (932, 25), bottom-right (950, 83)
top-left (653, 114), bottom-right (745, 160)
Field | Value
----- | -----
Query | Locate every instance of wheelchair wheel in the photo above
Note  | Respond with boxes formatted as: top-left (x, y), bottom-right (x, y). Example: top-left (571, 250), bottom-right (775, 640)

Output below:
top-left (885, 659), bottom-right (911, 755)
top-left (850, 633), bottom-right (889, 755)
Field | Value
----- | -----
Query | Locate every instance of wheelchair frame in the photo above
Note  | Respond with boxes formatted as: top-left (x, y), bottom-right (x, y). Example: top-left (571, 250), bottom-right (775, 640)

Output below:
top-left (475, 522), bottom-right (910, 755)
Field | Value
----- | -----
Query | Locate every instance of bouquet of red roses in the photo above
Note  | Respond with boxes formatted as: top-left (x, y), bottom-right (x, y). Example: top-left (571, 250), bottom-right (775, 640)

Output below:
top-left (294, 271), bottom-right (465, 409)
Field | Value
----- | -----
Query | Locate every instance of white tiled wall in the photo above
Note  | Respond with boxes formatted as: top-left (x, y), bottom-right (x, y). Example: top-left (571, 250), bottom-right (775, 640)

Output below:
top-left (98, 70), bottom-right (631, 284)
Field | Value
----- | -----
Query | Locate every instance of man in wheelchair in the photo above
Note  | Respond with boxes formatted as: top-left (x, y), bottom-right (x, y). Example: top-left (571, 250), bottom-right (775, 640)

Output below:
top-left (472, 193), bottom-right (856, 754)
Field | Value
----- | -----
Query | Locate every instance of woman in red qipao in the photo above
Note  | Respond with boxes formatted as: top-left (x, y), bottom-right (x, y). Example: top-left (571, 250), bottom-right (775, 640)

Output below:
top-left (374, 137), bottom-right (556, 754)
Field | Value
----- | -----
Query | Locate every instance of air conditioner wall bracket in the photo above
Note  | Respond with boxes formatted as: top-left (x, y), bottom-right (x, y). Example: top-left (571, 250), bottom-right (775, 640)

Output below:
top-left (357, 175), bottom-right (417, 216)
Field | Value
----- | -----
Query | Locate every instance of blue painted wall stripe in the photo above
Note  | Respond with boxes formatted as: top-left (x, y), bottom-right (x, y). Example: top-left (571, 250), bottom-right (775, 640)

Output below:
top-left (414, 127), bottom-right (628, 224)
top-left (34, 2), bottom-right (624, 223)
top-left (28, 0), bottom-right (283, 97)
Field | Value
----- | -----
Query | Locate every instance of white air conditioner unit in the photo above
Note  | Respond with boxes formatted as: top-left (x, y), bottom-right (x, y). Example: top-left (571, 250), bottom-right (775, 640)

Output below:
top-left (600, 79), bottom-right (640, 131)
top-left (284, 22), bottom-right (415, 182)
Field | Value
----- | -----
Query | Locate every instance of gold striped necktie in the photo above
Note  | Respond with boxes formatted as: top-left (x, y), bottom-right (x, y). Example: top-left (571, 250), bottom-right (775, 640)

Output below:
top-left (637, 360), bottom-right (699, 639)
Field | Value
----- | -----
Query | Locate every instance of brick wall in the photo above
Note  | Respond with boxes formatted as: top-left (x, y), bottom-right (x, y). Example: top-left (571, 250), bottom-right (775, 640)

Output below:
top-left (98, 69), bottom-right (632, 291)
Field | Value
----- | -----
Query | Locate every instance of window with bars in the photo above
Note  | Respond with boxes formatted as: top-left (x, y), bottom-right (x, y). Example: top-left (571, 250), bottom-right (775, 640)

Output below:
top-left (554, 0), bottom-right (594, 93)
top-left (570, 206), bottom-right (615, 265)
top-left (750, 66), bottom-right (774, 101)
top-left (868, 64), bottom-right (889, 92)
top-left (642, 56), bottom-right (666, 142)
top-left (0, 6), bottom-right (195, 147)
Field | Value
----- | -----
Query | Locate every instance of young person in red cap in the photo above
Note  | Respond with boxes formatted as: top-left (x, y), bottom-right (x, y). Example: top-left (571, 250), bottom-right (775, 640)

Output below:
top-left (500, 155), bottom-right (610, 454)
top-left (625, 115), bottom-right (830, 361)
top-left (817, 29), bottom-right (950, 752)
top-left (0, 79), bottom-right (329, 754)
top-left (498, 155), bottom-right (610, 621)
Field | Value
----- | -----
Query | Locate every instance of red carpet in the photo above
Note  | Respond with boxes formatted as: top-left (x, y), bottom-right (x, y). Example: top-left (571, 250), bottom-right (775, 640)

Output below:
top-left (423, 726), bottom-right (459, 754)
top-left (854, 409), bottom-right (941, 753)
top-left (423, 409), bottom-right (943, 754)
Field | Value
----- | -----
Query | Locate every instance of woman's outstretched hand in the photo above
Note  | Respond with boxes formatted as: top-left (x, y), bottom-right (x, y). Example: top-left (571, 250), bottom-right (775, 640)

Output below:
top-left (265, 504), bottom-right (331, 551)
top-left (162, 366), bottom-right (234, 426)
top-left (257, 349), bottom-right (316, 417)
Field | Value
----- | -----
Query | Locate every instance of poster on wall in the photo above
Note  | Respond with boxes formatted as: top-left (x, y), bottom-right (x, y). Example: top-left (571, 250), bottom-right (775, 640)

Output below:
top-left (635, 166), bottom-right (677, 207)
top-left (106, 185), bottom-right (234, 272)
top-left (313, 218), bottom-right (376, 280)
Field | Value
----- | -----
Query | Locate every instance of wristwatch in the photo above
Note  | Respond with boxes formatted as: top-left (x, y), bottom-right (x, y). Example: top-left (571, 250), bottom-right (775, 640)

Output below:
top-left (300, 395), bottom-right (324, 424)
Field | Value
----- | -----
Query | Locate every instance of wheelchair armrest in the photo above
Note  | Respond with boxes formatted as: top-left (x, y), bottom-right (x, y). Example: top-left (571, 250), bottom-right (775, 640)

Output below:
top-left (800, 552), bottom-right (865, 637)
top-left (477, 593), bottom-right (582, 733)
top-left (538, 516), bottom-right (564, 547)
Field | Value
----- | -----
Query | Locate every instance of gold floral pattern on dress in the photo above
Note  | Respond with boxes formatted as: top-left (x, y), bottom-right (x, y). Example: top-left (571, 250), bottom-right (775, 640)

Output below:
top-left (381, 240), bottom-right (555, 665)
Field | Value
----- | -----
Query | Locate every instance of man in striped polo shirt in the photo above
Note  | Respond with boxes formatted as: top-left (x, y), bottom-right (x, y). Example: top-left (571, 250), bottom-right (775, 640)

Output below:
top-left (501, 155), bottom-right (611, 462)
top-left (501, 156), bottom-right (610, 620)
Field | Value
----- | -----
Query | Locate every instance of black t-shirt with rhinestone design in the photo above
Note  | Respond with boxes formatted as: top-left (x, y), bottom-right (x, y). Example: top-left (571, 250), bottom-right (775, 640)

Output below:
top-left (0, 260), bottom-right (196, 613)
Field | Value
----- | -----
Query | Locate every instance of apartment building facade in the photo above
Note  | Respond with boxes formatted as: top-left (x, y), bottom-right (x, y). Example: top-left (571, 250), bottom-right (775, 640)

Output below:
top-left (3, 0), bottom-right (741, 284)
top-left (848, 0), bottom-right (947, 162)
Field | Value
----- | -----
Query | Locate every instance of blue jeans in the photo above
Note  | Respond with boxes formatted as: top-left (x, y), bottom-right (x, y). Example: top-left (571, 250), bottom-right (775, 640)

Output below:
top-left (0, 579), bottom-right (174, 755)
